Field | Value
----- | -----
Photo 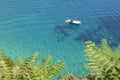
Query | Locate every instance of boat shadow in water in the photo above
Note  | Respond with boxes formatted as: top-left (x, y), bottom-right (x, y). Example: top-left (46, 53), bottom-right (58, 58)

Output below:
top-left (74, 15), bottom-right (120, 47)
top-left (53, 24), bottom-right (80, 42)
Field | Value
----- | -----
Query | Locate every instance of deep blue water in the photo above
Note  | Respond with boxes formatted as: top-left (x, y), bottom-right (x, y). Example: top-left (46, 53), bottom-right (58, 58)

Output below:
top-left (0, 0), bottom-right (120, 77)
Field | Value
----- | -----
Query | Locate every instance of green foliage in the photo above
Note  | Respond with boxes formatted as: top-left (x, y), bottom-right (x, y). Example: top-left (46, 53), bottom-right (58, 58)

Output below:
top-left (0, 50), bottom-right (14, 80)
top-left (84, 39), bottom-right (120, 80)
top-left (58, 74), bottom-right (80, 80)
top-left (37, 55), bottom-right (65, 80)
top-left (0, 51), bottom-right (65, 80)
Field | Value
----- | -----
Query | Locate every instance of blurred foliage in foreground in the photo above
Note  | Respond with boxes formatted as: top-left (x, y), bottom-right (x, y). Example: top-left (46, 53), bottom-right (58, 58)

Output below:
top-left (83, 39), bottom-right (120, 80)
top-left (0, 51), bottom-right (65, 80)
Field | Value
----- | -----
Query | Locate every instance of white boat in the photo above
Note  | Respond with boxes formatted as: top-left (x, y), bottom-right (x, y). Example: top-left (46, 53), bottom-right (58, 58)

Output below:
top-left (65, 19), bottom-right (81, 24)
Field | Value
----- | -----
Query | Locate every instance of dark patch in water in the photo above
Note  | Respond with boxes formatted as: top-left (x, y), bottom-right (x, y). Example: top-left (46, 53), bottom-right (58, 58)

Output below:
top-left (75, 28), bottom-right (103, 44)
top-left (54, 26), bottom-right (69, 37)
top-left (54, 24), bottom-right (79, 42)
top-left (98, 16), bottom-right (120, 46)
top-left (75, 15), bottom-right (120, 46)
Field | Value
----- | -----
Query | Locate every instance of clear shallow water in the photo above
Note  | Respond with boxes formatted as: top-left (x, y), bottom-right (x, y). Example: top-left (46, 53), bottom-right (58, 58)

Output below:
top-left (0, 0), bottom-right (120, 77)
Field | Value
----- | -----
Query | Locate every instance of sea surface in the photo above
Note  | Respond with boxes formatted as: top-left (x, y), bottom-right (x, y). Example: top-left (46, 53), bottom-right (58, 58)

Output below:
top-left (0, 0), bottom-right (120, 77)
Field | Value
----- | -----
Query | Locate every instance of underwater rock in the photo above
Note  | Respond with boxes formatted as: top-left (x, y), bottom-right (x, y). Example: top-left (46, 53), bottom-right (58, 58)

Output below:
top-left (54, 26), bottom-right (70, 42)
top-left (74, 28), bottom-right (103, 44)
top-left (75, 15), bottom-right (120, 47)
top-left (54, 26), bottom-right (70, 37)
top-left (54, 24), bottom-right (79, 42)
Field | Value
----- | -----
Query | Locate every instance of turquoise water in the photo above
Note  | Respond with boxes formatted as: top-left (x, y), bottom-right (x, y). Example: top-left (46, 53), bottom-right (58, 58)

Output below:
top-left (0, 0), bottom-right (120, 77)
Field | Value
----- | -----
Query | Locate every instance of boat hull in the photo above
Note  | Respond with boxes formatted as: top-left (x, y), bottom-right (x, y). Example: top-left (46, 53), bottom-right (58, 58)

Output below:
top-left (65, 19), bottom-right (81, 24)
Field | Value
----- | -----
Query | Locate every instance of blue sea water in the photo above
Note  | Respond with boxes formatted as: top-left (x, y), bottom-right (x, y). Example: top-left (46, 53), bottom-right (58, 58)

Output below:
top-left (0, 0), bottom-right (120, 77)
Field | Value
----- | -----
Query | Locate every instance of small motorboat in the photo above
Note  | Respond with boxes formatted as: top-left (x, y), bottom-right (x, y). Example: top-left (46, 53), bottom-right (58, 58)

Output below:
top-left (65, 19), bottom-right (81, 24)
